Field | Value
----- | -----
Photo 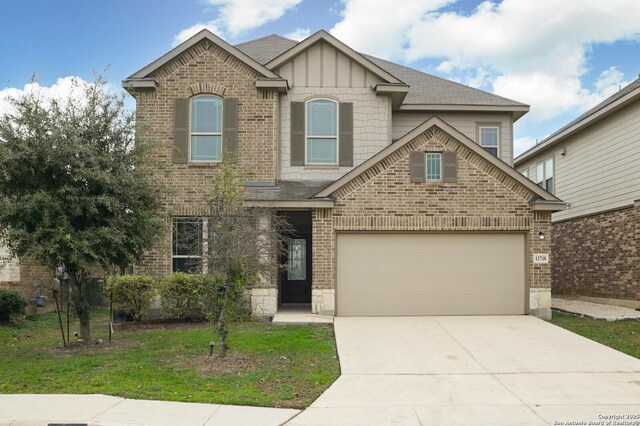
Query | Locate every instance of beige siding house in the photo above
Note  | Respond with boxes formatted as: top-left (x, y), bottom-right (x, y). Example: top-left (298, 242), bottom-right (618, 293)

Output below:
top-left (124, 29), bottom-right (564, 320)
top-left (515, 78), bottom-right (640, 305)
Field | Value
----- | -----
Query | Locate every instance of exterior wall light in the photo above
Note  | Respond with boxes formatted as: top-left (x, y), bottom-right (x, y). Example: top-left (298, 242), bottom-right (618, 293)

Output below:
top-left (538, 231), bottom-right (545, 240)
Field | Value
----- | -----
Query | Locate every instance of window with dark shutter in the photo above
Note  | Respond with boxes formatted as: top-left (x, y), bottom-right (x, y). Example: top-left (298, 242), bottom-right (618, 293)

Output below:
top-left (410, 151), bottom-right (426, 183)
top-left (442, 151), bottom-right (458, 183)
top-left (290, 102), bottom-right (305, 166)
top-left (190, 95), bottom-right (223, 162)
top-left (339, 102), bottom-right (353, 166)
top-left (173, 98), bottom-right (189, 164)
top-left (223, 98), bottom-right (238, 158)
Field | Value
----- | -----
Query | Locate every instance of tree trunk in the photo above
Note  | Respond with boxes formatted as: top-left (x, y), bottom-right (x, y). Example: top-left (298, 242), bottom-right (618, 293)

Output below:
top-left (79, 315), bottom-right (91, 342)
top-left (71, 271), bottom-right (92, 342)
top-left (217, 321), bottom-right (227, 358)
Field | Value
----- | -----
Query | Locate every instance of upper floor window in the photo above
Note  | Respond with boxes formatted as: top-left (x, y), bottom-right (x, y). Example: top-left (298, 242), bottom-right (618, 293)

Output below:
top-left (426, 153), bottom-right (442, 181)
top-left (306, 99), bottom-right (338, 165)
top-left (479, 126), bottom-right (499, 157)
top-left (191, 95), bottom-right (222, 162)
top-left (536, 157), bottom-right (554, 193)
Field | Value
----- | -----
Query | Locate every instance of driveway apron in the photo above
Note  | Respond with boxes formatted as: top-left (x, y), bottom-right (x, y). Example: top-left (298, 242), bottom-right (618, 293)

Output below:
top-left (288, 316), bottom-right (640, 425)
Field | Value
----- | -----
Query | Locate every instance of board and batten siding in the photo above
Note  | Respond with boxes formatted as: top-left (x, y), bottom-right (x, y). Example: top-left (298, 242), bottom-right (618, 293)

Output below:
top-left (518, 98), bottom-right (640, 222)
top-left (392, 112), bottom-right (514, 165)
top-left (275, 41), bottom-right (383, 88)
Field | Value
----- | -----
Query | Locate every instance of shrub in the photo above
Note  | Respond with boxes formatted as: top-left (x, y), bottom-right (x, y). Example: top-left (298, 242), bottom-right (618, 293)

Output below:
top-left (103, 275), bottom-right (157, 321)
top-left (0, 289), bottom-right (27, 322)
top-left (160, 273), bottom-right (207, 320)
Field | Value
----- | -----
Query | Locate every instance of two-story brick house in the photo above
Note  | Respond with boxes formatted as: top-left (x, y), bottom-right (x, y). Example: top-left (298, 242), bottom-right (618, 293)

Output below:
top-left (123, 30), bottom-right (564, 319)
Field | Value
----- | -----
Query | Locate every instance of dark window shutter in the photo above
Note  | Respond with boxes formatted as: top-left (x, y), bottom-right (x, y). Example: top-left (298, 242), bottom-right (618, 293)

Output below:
top-left (339, 102), bottom-right (353, 166)
top-left (443, 151), bottom-right (458, 183)
top-left (173, 98), bottom-right (189, 164)
top-left (290, 102), bottom-right (305, 166)
top-left (223, 98), bottom-right (238, 158)
top-left (410, 151), bottom-right (426, 183)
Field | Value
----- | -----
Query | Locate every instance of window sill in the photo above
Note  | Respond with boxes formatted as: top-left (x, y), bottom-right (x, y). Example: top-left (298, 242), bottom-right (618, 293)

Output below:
top-left (187, 161), bottom-right (222, 168)
top-left (303, 164), bottom-right (341, 170)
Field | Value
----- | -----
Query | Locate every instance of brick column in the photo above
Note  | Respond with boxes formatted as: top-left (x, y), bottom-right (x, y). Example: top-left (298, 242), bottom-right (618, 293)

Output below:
top-left (311, 208), bottom-right (335, 315)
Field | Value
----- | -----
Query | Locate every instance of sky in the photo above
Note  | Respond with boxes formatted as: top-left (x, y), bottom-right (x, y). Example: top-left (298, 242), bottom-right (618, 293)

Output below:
top-left (1, 0), bottom-right (640, 157)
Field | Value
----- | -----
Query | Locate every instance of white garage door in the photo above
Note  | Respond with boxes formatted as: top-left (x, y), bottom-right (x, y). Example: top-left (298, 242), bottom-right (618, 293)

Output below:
top-left (336, 233), bottom-right (526, 316)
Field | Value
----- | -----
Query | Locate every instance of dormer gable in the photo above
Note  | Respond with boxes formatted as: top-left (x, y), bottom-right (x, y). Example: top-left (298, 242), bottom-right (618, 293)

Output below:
top-left (122, 29), bottom-right (287, 92)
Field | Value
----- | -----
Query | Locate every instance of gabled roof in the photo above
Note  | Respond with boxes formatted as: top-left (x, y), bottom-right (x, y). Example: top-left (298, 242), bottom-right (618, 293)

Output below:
top-left (314, 116), bottom-right (564, 209)
top-left (266, 30), bottom-right (404, 85)
top-left (234, 32), bottom-right (528, 118)
top-left (123, 29), bottom-right (282, 89)
top-left (515, 77), bottom-right (640, 165)
top-left (364, 55), bottom-right (528, 115)
top-left (234, 34), bottom-right (298, 65)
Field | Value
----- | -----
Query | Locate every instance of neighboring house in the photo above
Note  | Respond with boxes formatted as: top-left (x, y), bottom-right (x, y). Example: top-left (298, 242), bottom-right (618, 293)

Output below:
top-left (515, 78), bottom-right (640, 306)
top-left (123, 30), bottom-right (564, 319)
top-left (0, 245), bottom-right (54, 314)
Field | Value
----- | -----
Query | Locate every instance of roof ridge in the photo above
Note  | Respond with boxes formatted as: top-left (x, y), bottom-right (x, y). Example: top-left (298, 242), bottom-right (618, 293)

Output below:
top-left (235, 33), bottom-right (297, 47)
top-left (363, 53), bottom-right (527, 106)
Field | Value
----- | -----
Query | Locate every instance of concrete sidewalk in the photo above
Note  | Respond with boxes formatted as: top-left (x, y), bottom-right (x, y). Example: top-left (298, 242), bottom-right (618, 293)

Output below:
top-left (0, 394), bottom-right (299, 426)
top-left (552, 297), bottom-right (640, 320)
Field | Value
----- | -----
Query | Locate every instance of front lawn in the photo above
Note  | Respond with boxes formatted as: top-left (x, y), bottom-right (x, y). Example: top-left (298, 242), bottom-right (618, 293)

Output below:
top-left (0, 309), bottom-right (340, 408)
top-left (551, 311), bottom-right (640, 359)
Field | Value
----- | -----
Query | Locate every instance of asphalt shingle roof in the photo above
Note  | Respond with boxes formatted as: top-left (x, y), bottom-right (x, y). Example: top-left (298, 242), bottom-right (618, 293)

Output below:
top-left (234, 34), bottom-right (526, 108)
top-left (244, 180), bottom-right (333, 201)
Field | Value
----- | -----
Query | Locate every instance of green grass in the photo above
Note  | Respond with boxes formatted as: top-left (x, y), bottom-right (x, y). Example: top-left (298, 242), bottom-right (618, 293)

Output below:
top-left (551, 311), bottom-right (640, 359)
top-left (0, 309), bottom-right (340, 408)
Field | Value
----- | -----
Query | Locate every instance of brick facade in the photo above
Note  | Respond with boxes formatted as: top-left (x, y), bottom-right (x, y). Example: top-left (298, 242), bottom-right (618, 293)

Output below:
top-left (552, 203), bottom-right (640, 301)
top-left (312, 126), bottom-right (553, 317)
top-left (127, 36), bottom-right (556, 318)
top-left (0, 257), bottom-right (55, 315)
top-left (130, 39), bottom-right (280, 277)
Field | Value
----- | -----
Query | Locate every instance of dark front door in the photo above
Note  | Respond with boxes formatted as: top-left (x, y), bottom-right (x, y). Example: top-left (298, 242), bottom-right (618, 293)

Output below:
top-left (281, 236), bottom-right (312, 304)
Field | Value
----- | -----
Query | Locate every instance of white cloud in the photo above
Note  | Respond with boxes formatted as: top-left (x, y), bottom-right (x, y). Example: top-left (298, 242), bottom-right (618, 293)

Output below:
top-left (284, 27), bottom-right (310, 41)
top-left (331, 0), bottom-right (455, 61)
top-left (0, 76), bottom-right (92, 118)
top-left (174, 0), bottom-right (302, 44)
top-left (514, 136), bottom-right (537, 157)
top-left (330, 0), bottom-right (640, 126)
top-left (173, 22), bottom-right (222, 46)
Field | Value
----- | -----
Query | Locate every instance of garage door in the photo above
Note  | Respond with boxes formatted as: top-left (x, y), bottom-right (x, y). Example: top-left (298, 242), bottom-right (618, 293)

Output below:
top-left (336, 233), bottom-right (525, 316)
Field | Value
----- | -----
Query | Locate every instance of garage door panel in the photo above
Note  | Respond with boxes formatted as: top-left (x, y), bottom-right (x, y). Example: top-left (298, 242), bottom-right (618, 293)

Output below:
top-left (336, 233), bottom-right (525, 316)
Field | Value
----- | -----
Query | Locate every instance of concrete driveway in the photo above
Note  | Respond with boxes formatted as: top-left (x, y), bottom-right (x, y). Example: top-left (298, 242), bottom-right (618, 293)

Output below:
top-left (289, 316), bottom-right (640, 425)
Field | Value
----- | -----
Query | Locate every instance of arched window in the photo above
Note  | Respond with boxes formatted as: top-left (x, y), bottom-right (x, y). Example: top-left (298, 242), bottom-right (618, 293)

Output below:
top-left (306, 99), bottom-right (338, 164)
top-left (190, 95), bottom-right (222, 161)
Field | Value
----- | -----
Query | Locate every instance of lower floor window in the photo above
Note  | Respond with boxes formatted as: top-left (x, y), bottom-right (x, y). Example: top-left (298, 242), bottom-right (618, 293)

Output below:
top-left (172, 217), bottom-right (204, 273)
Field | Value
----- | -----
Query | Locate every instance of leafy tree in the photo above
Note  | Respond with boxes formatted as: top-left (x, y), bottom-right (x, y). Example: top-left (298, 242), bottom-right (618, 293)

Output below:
top-left (191, 160), bottom-right (289, 357)
top-left (0, 76), bottom-right (164, 341)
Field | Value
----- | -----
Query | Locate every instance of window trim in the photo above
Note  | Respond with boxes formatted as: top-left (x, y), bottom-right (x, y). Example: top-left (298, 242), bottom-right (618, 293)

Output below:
top-left (304, 98), bottom-right (339, 166)
top-left (425, 152), bottom-right (442, 182)
top-left (189, 94), bottom-right (223, 163)
top-left (477, 123), bottom-right (501, 158)
top-left (535, 155), bottom-right (555, 194)
top-left (171, 217), bottom-right (208, 273)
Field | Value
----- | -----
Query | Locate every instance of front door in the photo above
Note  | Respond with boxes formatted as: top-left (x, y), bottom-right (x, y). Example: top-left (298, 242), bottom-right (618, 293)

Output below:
top-left (281, 236), bottom-right (312, 304)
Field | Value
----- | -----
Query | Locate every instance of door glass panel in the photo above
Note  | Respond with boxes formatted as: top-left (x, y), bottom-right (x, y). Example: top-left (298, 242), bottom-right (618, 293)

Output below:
top-left (287, 239), bottom-right (306, 281)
